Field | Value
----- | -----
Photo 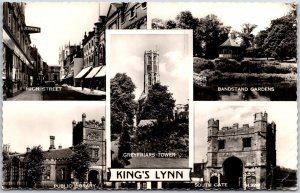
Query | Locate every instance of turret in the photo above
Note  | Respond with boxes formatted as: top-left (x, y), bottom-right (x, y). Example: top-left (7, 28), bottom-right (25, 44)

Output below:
top-left (254, 112), bottom-right (267, 132)
top-left (208, 118), bottom-right (219, 136)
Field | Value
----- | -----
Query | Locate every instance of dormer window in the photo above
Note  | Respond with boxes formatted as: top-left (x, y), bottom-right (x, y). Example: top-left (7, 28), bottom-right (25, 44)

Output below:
top-left (141, 2), bottom-right (147, 9)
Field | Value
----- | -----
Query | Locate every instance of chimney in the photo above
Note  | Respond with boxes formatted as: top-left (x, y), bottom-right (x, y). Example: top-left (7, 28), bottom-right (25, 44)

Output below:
top-left (82, 113), bottom-right (86, 126)
top-left (58, 145), bottom-right (62, 149)
top-left (26, 147), bottom-right (31, 153)
top-left (49, 136), bottom-right (56, 150)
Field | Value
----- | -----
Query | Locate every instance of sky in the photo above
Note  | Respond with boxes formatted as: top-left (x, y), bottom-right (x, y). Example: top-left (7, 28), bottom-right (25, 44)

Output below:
top-left (108, 31), bottom-right (192, 104)
top-left (194, 101), bottom-right (298, 170)
top-left (3, 101), bottom-right (105, 153)
top-left (149, 2), bottom-right (289, 35)
top-left (25, 2), bottom-right (110, 64)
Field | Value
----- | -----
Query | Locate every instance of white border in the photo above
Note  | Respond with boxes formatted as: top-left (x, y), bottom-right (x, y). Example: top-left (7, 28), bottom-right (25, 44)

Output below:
top-left (106, 29), bottom-right (194, 170)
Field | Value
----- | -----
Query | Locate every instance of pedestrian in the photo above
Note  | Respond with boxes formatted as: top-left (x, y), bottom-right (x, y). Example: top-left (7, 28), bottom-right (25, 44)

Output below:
top-left (81, 80), bottom-right (84, 91)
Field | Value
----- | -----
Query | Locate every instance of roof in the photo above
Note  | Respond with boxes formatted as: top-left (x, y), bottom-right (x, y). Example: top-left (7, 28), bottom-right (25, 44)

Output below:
top-left (43, 148), bottom-right (73, 160)
top-left (220, 38), bottom-right (240, 47)
top-left (107, 3), bottom-right (123, 19)
top-left (138, 119), bottom-right (157, 127)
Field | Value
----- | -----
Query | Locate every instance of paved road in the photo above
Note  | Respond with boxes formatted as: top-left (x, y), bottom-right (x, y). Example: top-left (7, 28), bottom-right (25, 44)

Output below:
top-left (6, 90), bottom-right (43, 101)
top-left (6, 87), bottom-right (105, 101)
top-left (42, 87), bottom-right (105, 100)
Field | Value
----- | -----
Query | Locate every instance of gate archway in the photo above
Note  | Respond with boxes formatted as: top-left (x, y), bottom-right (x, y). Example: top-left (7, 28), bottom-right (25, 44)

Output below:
top-left (223, 156), bottom-right (243, 189)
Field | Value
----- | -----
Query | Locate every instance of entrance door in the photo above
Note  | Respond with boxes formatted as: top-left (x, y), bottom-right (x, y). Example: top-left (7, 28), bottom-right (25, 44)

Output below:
top-left (88, 170), bottom-right (99, 186)
top-left (223, 157), bottom-right (243, 189)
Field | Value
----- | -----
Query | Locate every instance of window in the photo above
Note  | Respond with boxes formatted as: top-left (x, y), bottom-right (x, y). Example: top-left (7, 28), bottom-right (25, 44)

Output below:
top-left (60, 168), bottom-right (65, 180)
top-left (218, 140), bottom-right (225, 149)
top-left (94, 149), bottom-right (99, 157)
top-left (121, 11), bottom-right (126, 23)
top-left (243, 138), bottom-right (251, 148)
top-left (12, 165), bottom-right (19, 181)
top-left (129, 6), bottom-right (136, 19)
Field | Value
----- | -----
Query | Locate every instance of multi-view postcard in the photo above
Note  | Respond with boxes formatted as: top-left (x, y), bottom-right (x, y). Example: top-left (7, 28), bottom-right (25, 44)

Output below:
top-left (1, 1), bottom-right (298, 191)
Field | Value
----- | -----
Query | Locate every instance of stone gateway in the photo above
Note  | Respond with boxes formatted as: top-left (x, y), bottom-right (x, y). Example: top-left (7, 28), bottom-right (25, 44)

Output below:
top-left (204, 112), bottom-right (276, 189)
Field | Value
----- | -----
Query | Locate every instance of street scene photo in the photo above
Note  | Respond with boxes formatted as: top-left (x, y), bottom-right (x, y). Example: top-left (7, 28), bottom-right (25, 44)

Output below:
top-left (150, 2), bottom-right (297, 101)
top-left (2, 102), bottom-right (109, 189)
top-left (192, 102), bottom-right (297, 190)
top-left (107, 30), bottom-right (193, 174)
top-left (3, 2), bottom-right (147, 100)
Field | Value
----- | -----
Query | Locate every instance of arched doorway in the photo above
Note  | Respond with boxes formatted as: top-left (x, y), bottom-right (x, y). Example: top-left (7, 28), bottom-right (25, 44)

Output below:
top-left (88, 170), bottom-right (99, 186)
top-left (210, 176), bottom-right (218, 185)
top-left (223, 157), bottom-right (243, 189)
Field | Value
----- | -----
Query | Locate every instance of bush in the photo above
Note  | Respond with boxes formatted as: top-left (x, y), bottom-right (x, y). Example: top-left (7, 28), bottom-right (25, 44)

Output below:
top-left (194, 59), bottom-right (215, 73)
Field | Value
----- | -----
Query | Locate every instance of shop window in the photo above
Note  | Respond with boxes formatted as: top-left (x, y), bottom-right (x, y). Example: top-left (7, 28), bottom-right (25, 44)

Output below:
top-left (243, 137), bottom-right (251, 148)
top-left (218, 140), bottom-right (225, 149)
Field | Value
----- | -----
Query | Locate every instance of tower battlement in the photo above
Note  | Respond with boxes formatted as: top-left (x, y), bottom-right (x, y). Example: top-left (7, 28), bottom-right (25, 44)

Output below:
top-left (208, 118), bottom-right (219, 128)
top-left (254, 112), bottom-right (268, 122)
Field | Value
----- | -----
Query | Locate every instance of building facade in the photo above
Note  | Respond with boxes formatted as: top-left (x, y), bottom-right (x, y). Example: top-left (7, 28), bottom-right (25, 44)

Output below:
top-left (3, 114), bottom-right (106, 189)
top-left (2, 2), bottom-right (39, 97)
top-left (46, 65), bottom-right (60, 82)
top-left (205, 112), bottom-right (276, 189)
top-left (68, 3), bottom-right (147, 91)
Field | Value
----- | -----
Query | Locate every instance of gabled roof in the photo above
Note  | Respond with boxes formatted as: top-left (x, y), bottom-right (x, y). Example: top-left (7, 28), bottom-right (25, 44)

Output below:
top-left (106, 3), bottom-right (123, 19)
top-left (43, 148), bottom-right (73, 160)
top-left (220, 38), bottom-right (240, 47)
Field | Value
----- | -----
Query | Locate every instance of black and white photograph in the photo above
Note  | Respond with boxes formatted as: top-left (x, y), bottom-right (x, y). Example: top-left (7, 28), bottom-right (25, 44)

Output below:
top-left (149, 2), bottom-right (297, 101)
top-left (192, 102), bottom-right (297, 190)
top-left (2, 101), bottom-right (108, 189)
top-left (3, 2), bottom-right (147, 100)
top-left (106, 30), bottom-right (193, 171)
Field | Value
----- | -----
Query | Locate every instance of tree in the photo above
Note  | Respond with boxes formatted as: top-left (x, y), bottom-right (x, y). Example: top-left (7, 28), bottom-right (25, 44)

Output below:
top-left (111, 73), bottom-right (137, 134)
top-left (174, 11), bottom-right (202, 57)
top-left (165, 19), bottom-right (177, 29)
top-left (139, 83), bottom-right (175, 122)
top-left (117, 114), bottom-right (132, 166)
top-left (70, 143), bottom-right (91, 183)
top-left (239, 23), bottom-right (257, 50)
top-left (151, 18), bottom-right (165, 29)
top-left (175, 11), bottom-right (199, 30)
top-left (26, 145), bottom-right (45, 188)
top-left (195, 14), bottom-right (231, 59)
top-left (261, 4), bottom-right (297, 60)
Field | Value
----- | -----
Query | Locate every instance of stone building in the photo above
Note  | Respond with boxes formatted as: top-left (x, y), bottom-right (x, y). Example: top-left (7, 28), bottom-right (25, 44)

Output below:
top-left (106, 3), bottom-right (147, 30)
top-left (205, 112), bottom-right (276, 189)
top-left (2, 2), bottom-right (41, 97)
top-left (2, 114), bottom-right (106, 189)
top-left (139, 49), bottom-right (160, 101)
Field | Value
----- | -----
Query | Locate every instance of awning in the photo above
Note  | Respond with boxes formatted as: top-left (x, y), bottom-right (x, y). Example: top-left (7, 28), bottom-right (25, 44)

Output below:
top-left (64, 73), bottom-right (73, 79)
top-left (75, 66), bottom-right (92, 79)
top-left (95, 66), bottom-right (106, 78)
top-left (85, 66), bottom-right (101, 79)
